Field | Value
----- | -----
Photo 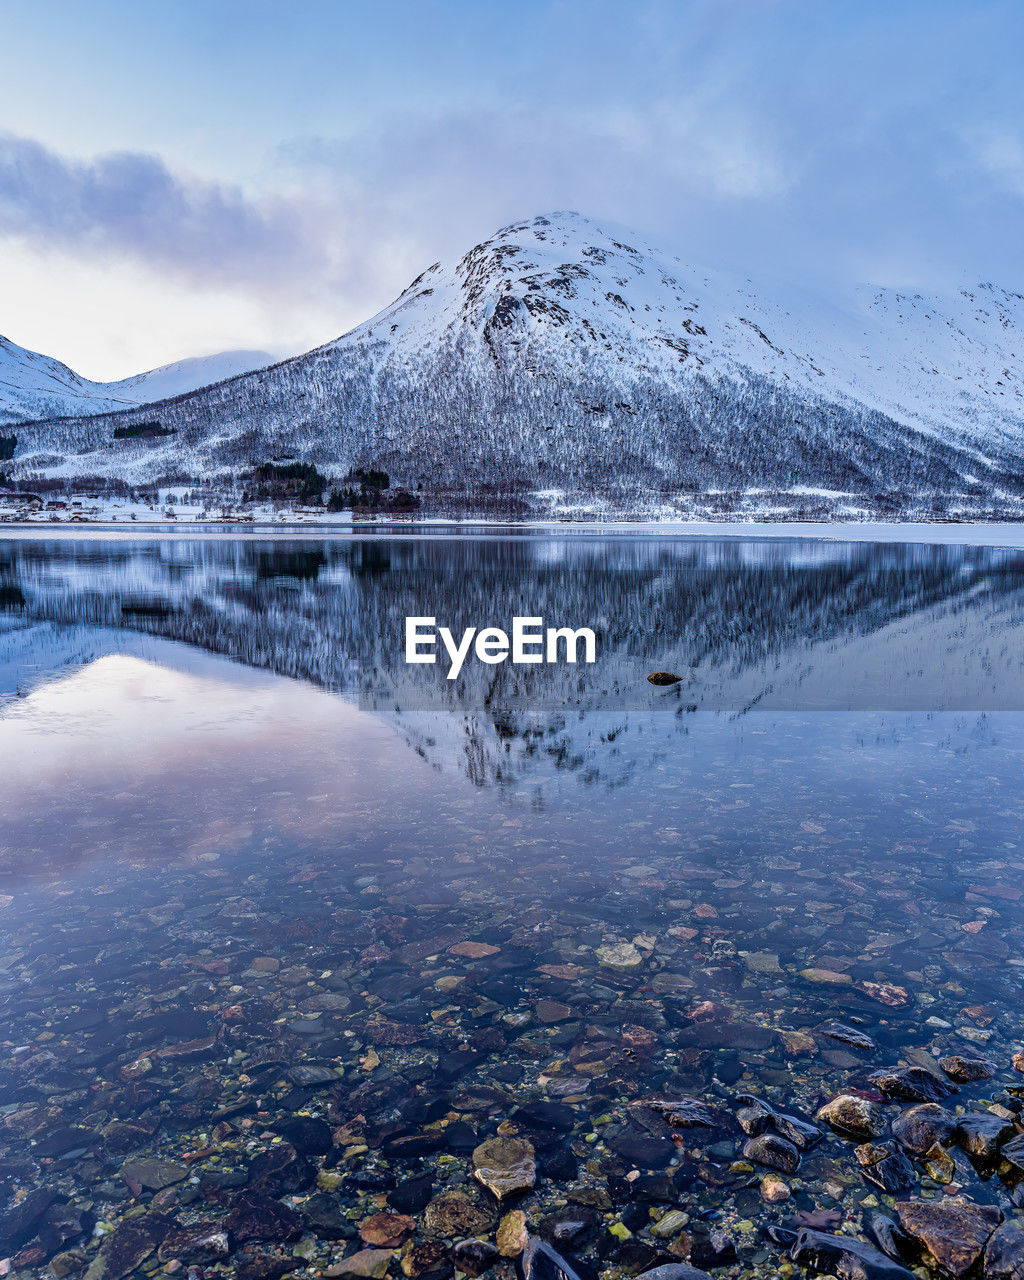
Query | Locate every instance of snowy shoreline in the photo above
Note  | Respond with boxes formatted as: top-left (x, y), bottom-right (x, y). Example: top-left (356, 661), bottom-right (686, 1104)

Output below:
top-left (4, 517), bottom-right (1024, 547)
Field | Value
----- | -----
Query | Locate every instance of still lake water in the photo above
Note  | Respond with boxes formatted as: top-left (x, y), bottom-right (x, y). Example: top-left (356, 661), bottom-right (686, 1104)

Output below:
top-left (2, 534), bottom-right (1024, 1279)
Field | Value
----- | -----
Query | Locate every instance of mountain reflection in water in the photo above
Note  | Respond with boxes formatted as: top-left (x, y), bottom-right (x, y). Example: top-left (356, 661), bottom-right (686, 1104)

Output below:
top-left (2, 535), bottom-right (1024, 1280)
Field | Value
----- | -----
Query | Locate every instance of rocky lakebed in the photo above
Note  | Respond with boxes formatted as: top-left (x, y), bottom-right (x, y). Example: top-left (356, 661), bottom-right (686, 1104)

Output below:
top-left (3, 834), bottom-right (1024, 1280)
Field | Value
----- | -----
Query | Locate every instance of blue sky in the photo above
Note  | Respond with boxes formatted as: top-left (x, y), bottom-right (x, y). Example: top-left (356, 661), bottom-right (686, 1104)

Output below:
top-left (1, 0), bottom-right (1022, 377)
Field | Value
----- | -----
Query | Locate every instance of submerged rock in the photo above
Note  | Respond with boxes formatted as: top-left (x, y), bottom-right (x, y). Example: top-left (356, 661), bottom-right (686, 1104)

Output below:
top-left (635, 1267), bottom-right (713, 1280)
top-left (424, 1191), bottom-right (495, 1239)
top-left (736, 1093), bottom-right (821, 1149)
top-left (301, 1192), bottom-right (359, 1240)
top-left (815, 1021), bottom-right (877, 1052)
top-left (954, 1112), bottom-right (1015, 1161)
top-left (897, 1197), bottom-right (1003, 1279)
top-left (940, 1054), bottom-right (998, 1083)
top-left (473, 1136), bottom-right (537, 1200)
top-left (225, 1192), bottom-right (304, 1243)
top-left (1000, 1132), bottom-right (1024, 1173)
top-left (157, 1222), bottom-right (231, 1264)
top-left (789, 1227), bottom-right (915, 1279)
top-left (742, 1132), bottom-right (801, 1173)
top-left (817, 1094), bottom-right (887, 1140)
top-left (120, 1157), bottom-right (188, 1191)
top-left (890, 1103), bottom-right (956, 1155)
top-left (497, 1210), bottom-right (529, 1257)
top-left (984, 1224), bottom-right (1024, 1280)
top-left (331, 1248), bottom-right (394, 1278)
top-left (854, 1141), bottom-right (917, 1194)
top-left (83, 1213), bottom-right (173, 1280)
top-left (453, 1239), bottom-right (499, 1276)
top-left (595, 942), bottom-right (643, 971)
top-left (247, 1141), bottom-right (317, 1195)
top-left (270, 1114), bottom-right (334, 1155)
top-left (520, 1236), bottom-right (590, 1280)
top-left (869, 1065), bottom-right (958, 1104)
top-left (0, 1187), bottom-right (62, 1255)
top-left (359, 1212), bottom-right (417, 1247)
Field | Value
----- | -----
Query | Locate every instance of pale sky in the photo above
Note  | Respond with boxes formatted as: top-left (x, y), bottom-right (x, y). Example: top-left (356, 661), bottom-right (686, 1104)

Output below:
top-left (1, 0), bottom-right (1022, 380)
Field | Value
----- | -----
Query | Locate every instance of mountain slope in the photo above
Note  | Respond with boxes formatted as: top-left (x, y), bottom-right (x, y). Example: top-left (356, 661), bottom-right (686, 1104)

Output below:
top-left (8, 212), bottom-right (1024, 514)
top-left (0, 334), bottom-right (273, 426)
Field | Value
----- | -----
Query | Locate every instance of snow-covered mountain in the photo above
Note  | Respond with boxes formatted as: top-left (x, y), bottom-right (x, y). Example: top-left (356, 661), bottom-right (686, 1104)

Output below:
top-left (0, 334), bottom-right (273, 426)
top-left (7, 212), bottom-right (1024, 514)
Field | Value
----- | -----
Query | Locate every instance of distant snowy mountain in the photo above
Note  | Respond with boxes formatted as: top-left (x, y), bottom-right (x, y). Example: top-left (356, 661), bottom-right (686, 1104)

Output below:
top-left (7, 212), bottom-right (1024, 515)
top-left (0, 334), bottom-right (272, 426)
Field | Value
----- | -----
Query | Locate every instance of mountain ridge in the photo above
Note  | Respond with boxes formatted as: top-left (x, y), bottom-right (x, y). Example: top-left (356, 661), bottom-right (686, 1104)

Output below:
top-left (4, 212), bottom-right (1023, 516)
top-left (0, 334), bottom-right (274, 426)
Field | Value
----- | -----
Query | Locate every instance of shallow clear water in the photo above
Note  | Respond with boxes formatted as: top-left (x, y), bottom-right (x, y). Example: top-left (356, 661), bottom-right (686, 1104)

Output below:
top-left (2, 535), bottom-right (1024, 1279)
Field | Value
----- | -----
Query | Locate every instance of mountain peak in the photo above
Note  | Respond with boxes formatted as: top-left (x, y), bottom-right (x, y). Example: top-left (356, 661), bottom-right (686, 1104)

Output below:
top-left (7, 211), bottom-right (1024, 517)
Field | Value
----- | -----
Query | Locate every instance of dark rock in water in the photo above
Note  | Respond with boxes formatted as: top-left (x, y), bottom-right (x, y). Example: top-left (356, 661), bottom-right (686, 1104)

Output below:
top-left (954, 1113), bottom-right (1015, 1161)
top-left (402, 1240), bottom-right (454, 1280)
top-left (627, 1175), bottom-right (678, 1205)
top-left (611, 1240), bottom-right (666, 1274)
top-left (815, 1021), bottom-right (877, 1052)
top-left (453, 1239), bottom-right (500, 1276)
top-left (539, 1145), bottom-right (579, 1181)
top-left (234, 1248), bottom-right (303, 1280)
top-left (869, 1065), bottom-right (958, 1104)
top-left (854, 1141), bottom-right (917, 1194)
top-left (38, 1201), bottom-right (93, 1255)
top-left (445, 1120), bottom-right (479, 1152)
top-left (630, 1095), bottom-right (731, 1130)
top-left (891, 1103), bottom-right (956, 1155)
top-left (515, 1101), bottom-right (575, 1131)
top-left (897, 1198), bottom-right (1003, 1279)
top-left (225, 1192), bottom-right (304, 1243)
top-left (689, 1230), bottom-right (737, 1270)
top-left (101, 1120), bottom-right (157, 1153)
top-left (248, 1141), bottom-right (317, 1194)
top-left (940, 1054), bottom-right (998, 1083)
top-left (864, 1214), bottom-right (916, 1266)
top-left (742, 1132), bottom-right (801, 1173)
top-left (382, 1131), bottom-right (447, 1159)
top-left (157, 1222), bottom-right (231, 1264)
top-left (607, 1126), bottom-right (675, 1169)
top-left (271, 1115), bottom-right (334, 1155)
top-left (35, 1126), bottom-right (94, 1157)
top-left (790, 1228), bottom-right (915, 1279)
top-left (388, 1172), bottom-right (436, 1214)
top-left (287, 1064), bottom-right (339, 1087)
top-left (1000, 1133), bottom-right (1024, 1173)
top-left (735, 1094), bottom-right (821, 1149)
top-left (817, 1094), bottom-right (887, 1141)
top-left (300, 1192), bottom-right (358, 1240)
top-left (521, 1236), bottom-right (591, 1280)
top-left (647, 672), bottom-right (682, 686)
top-left (635, 1267), bottom-right (712, 1280)
top-left (538, 1208), bottom-right (599, 1251)
top-left (83, 1212), bottom-right (173, 1280)
top-left (984, 1224), bottom-right (1024, 1279)
top-left (0, 1187), bottom-right (62, 1254)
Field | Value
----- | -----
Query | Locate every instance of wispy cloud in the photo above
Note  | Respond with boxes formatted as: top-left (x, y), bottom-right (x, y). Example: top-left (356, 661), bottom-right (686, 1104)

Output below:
top-left (0, 133), bottom-right (322, 289)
